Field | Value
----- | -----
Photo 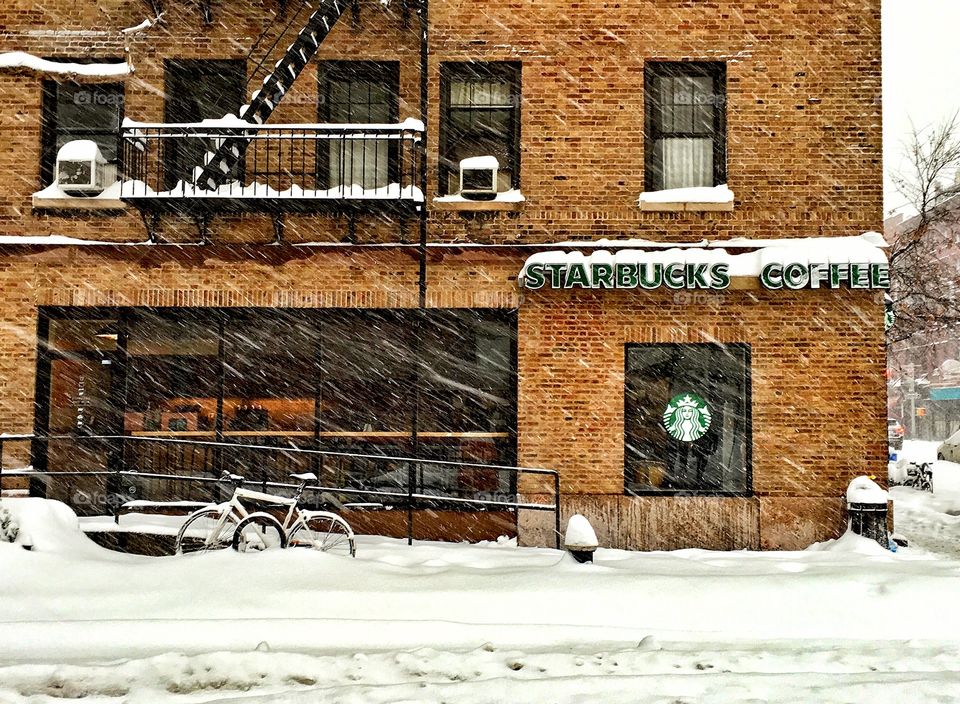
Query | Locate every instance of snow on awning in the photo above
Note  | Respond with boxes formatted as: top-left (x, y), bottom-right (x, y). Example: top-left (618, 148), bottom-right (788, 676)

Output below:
top-left (0, 52), bottom-right (131, 77)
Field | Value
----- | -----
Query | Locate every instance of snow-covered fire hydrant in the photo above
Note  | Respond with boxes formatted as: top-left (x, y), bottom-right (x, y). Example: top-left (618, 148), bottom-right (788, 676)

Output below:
top-left (564, 514), bottom-right (599, 563)
top-left (846, 475), bottom-right (890, 548)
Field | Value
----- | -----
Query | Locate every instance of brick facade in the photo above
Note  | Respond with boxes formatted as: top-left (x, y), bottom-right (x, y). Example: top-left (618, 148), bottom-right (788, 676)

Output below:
top-left (0, 0), bottom-right (884, 549)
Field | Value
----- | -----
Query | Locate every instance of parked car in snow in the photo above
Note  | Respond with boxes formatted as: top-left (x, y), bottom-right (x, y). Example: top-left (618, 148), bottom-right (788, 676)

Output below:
top-left (937, 430), bottom-right (960, 461)
top-left (888, 418), bottom-right (905, 449)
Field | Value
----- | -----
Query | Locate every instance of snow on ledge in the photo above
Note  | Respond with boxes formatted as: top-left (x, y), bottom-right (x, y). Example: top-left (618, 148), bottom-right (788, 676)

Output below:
top-left (638, 184), bottom-right (734, 205)
top-left (121, 179), bottom-right (424, 202)
top-left (434, 189), bottom-right (525, 204)
top-left (122, 116), bottom-right (425, 132)
top-left (0, 235), bottom-right (150, 246)
top-left (32, 181), bottom-right (123, 202)
top-left (0, 52), bottom-right (131, 77)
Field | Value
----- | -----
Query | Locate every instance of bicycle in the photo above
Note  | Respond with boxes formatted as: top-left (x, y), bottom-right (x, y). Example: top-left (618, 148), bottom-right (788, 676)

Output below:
top-left (175, 471), bottom-right (356, 557)
top-left (905, 462), bottom-right (933, 492)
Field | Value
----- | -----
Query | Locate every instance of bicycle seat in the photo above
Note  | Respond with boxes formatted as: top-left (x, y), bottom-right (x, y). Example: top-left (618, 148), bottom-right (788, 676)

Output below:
top-left (290, 472), bottom-right (317, 483)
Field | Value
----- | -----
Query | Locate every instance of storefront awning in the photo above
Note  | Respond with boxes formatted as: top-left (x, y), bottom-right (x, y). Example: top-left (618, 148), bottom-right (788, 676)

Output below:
top-left (929, 387), bottom-right (960, 401)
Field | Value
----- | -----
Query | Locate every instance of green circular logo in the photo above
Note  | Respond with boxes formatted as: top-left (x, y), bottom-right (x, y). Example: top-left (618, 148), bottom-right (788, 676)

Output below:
top-left (662, 392), bottom-right (712, 442)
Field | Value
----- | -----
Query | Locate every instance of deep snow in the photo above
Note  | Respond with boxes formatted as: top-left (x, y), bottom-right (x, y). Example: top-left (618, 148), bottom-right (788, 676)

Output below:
top-left (0, 496), bottom-right (959, 702)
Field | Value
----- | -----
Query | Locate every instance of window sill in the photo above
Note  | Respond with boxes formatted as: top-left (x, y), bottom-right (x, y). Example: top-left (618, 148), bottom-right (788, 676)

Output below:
top-left (32, 194), bottom-right (127, 211)
top-left (432, 189), bottom-right (525, 213)
top-left (32, 183), bottom-right (127, 212)
top-left (638, 200), bottom-right (734, 213)
top-left (433, 199), bottom-right (524, 213)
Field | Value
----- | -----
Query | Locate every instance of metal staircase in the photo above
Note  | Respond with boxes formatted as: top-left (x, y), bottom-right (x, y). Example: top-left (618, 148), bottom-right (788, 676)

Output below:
top-left (194, 0), bottom-right (348, 191)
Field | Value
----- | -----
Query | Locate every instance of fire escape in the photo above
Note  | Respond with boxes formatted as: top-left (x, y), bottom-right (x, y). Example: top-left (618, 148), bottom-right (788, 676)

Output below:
top-left (119, 0), bottom-right (428, 260)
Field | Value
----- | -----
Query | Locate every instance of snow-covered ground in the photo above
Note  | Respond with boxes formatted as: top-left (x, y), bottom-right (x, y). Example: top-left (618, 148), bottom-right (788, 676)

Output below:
top-left (1, 496), bottom-right (959, 702)
top-left (891, 439), bottom-right (960, 561)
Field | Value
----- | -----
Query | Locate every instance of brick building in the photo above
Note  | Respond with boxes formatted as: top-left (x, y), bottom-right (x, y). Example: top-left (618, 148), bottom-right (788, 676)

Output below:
top-left (0, 0), bottom-right (886, 550)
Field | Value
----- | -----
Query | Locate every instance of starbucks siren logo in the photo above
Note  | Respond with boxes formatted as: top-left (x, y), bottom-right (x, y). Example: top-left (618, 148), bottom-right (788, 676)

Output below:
top-left (662, 393), bottom-right (712, 442)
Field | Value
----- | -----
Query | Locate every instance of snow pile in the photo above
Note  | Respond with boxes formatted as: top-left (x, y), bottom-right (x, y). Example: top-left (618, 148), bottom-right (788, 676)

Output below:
top-left (460, 155), bottom-right (500, 170)
top-left (638, 184), bottom-right (734, 204)
top-left (806, 529), bottom-right (892, 556)
top-left (847, 475), bottom-right (889, 505)
top-left (932, 460), bottom-right (960, 502)
top-left (57, 139), bottom-right (105, 164)
top-left (3, 497), bottom-right (960, 702)
top-left (121, 179), bottom-right (424, 202)
top-left (564, 514), bottom-right (598, 549)
top-left (0, 52), bottom-right (131, 77)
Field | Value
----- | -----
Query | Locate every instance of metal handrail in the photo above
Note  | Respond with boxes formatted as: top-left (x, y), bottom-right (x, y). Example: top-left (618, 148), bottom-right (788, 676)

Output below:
top-left (0, 434), bottom-right (562, 547)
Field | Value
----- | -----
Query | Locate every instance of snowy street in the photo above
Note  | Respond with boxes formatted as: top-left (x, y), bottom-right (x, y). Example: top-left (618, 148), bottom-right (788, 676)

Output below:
top-left (1, 492), bottom-right (960, 703)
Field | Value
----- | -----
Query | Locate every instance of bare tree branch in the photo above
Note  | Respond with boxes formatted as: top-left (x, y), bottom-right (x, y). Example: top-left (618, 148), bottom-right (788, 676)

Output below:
top-left (887, 114), bottom-right (960, 346)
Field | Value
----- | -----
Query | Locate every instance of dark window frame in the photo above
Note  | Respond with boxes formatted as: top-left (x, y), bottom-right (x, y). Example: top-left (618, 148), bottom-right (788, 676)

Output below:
top-left (439, 61), bottom-right (521, 195)
top-left (316, 61), bottom-right (401, 189)
top-left (40, 67), bottom-right (126, 188)
top-left (162, 59), bottom-right (246, 189)
top-left (643, 61), bottom-right (727, 192)
top-left (33, 306), bottom-right (520, 497)
top-left (622, 342), bottom-right (752, 498)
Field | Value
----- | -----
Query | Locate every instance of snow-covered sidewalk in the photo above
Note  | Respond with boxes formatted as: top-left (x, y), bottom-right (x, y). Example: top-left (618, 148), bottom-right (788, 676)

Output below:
top-left (1, 498), bottom-right (960, 702)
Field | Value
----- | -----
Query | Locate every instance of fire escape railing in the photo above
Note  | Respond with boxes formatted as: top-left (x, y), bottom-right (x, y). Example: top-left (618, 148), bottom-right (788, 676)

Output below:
top-left (119, 121), bottom-right (424, 209)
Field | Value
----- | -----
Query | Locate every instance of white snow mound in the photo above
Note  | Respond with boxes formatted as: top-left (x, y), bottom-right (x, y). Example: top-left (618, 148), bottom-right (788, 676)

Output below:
top-left (846, 475), bottom-right (888, 505)
top-left (564, 514), bottom-right (598, 549)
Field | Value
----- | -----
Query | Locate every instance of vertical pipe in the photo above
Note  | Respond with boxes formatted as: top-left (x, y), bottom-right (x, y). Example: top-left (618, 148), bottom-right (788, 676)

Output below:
top-left (407, 0), bottom-right (429, 549)
top-left (214, 312), bottom-right (226, 481)
top-left (554, 471), bottom-right (561, 550)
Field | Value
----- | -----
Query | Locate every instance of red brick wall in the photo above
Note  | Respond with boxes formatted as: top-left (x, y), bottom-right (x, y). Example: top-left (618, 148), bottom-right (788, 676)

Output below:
top-left (0, 0), bottom-right (881, 242)
top-left (0, 0), bottom-right (885, 549)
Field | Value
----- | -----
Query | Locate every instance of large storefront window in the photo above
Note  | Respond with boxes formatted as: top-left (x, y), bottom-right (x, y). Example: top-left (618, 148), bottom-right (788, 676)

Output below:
top-left (36, 308), bottom-right (517, 505)
top-left (624, 343), bottom-right (751, 495)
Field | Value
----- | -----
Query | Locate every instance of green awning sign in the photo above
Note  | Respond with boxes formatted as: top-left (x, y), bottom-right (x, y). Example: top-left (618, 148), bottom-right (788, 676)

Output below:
top-left (520, 261), bottom-right (889, 291)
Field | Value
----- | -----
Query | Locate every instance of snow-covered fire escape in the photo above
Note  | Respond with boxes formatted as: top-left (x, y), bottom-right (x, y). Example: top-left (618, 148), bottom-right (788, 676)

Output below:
top-left (119, 0), bottom-right (428, 249)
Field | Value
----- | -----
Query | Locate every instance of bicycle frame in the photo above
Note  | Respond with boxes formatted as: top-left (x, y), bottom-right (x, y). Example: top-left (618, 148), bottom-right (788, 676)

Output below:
top-left (204, 480), bottom-right (310, 548)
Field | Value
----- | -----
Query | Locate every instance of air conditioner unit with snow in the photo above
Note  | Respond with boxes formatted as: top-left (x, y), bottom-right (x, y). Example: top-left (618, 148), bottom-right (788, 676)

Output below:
top-left (459, 155), bottom-right (499, 201)
top-left (56, 140), bottom-right (115, 196)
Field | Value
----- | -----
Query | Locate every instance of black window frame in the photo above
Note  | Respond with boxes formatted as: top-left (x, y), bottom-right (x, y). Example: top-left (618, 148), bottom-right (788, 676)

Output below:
top-left (316, 60), bottom-right (401, 189)
top-left (32, 306), bottom-right (519, 501)
top-left (643, 61), bottom-right (727, 193)
top-left (162, 59), bottom-right (246, 189)
top-left (40, 69), bottom-right (126, 188)
top-left (623, 342), bottom-right (752, 498)
top-left (439, 61), bottom-right (521, 196)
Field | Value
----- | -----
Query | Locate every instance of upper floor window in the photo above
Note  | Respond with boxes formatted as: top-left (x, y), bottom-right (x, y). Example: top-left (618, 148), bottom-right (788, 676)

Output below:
top-left (439, 62), bottom-right (520, 195)
top-left (318, 61), bottom-right (399, 190)
top-left (644, 62), bottom-right (726, 192)
top-left (41, 78), bottom-right (124, 187)
top-left (163, 59), bottom-right (244, 187)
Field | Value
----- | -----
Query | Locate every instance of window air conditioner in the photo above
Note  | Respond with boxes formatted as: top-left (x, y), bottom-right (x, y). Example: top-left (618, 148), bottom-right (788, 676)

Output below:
top-left (459, 155), bottom-right (499, 201)
top-left (56, 140), bottom-right (115, 196)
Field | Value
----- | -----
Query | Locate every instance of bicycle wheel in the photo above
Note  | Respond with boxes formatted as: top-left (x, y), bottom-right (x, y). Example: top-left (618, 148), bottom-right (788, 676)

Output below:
top-left (176, 508), bottom-right (239, 555)
top-left (289, 511), bottom-right (356, 557)
top-left (232, 512), bottom-right (288, 552)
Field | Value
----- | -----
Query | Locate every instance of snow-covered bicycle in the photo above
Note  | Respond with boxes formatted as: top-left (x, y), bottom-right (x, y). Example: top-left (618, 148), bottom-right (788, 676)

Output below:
top-left (175, 471), bottom-right (356, 557)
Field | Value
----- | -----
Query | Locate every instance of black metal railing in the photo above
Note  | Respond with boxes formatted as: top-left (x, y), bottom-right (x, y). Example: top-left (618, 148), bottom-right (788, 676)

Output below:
top-left (0, 434), bottom-right (561, 548)
top-left (119, 122), bottom-right (423, 210)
